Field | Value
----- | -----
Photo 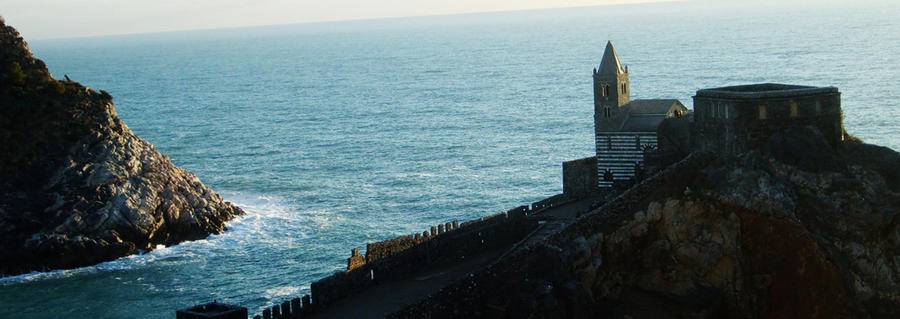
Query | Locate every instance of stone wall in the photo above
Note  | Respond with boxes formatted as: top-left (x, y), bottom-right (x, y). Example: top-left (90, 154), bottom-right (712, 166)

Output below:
top-left (389, 154), bottom-right (716, 318)
top-left (556, 153), bottom-right (715, 242)
top-left (305, 207), bottom-right (538, 309)
top-left (238, 193), bottom-right (578, 319)
top-left (239, 154), bottom-right (715, 319)
top-left (530, 194), bottom-right (573, 213)
top-left (562, 156), bottom-right (598, 197)
top-left (692, 84), bottom-right (843, 155)
top-left (396, 145), bottom-right (900, 317)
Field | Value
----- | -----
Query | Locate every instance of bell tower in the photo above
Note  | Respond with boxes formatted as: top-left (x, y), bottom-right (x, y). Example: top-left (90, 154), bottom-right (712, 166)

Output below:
top-left (593, 41), bottom-right (630, 124)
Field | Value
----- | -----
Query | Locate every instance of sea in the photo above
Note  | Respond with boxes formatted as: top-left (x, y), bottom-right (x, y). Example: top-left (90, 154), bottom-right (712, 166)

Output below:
top-left (2, 0), bottom-right (899, 317)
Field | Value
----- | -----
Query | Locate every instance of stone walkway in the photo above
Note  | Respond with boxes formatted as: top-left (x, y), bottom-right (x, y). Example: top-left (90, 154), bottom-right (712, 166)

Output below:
top-left (501, 197), bottom-right (598, 257)
top-left (307, 196), bottom-right (599, 318)
top-left (307, 248), bottom-right (505, 318)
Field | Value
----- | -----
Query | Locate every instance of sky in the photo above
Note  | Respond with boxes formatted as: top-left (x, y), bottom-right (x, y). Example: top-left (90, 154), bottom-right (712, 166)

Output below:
top-left (1, 0), bottom-right (680, 40)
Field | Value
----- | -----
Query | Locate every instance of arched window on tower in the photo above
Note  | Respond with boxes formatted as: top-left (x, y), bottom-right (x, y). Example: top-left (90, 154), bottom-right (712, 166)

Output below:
top-left (602, 85), bottom-right (609, 97)
top-left (605, 107), bottom-right (611, 118)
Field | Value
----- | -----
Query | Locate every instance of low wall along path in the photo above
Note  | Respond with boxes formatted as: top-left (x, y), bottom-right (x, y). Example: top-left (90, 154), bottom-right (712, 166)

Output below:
top-left (203, 192), bottom-right (582, 319)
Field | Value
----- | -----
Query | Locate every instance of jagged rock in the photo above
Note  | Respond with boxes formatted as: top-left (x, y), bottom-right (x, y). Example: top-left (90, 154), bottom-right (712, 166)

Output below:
top-left (762, 126), bottom-right (840, 172)
top-left (396, 137), bottom-right (900, 318)
top-left (0, 19), bottom-right (243, 275)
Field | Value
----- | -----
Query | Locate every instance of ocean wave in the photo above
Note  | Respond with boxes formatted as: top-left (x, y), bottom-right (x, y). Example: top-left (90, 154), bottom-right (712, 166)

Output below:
top-left (263, 285), bottom-right (309, 300)
top-left (0, 191), bottom-right (298, 285)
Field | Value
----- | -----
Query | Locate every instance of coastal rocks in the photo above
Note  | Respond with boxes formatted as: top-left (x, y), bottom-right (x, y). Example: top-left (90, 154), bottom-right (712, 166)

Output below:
top-left (568, 197), bottom-right (860, 318)
top-left (761, 126), bottom-right (840, 172)
top-left (573, 144), bottom-right (900, 317)
top-left (396, 140), bottom-right (900, 318)
top-left (571, 199), bottom-right (747, 317)
top-left (0, 19), bottom-right (243, 275)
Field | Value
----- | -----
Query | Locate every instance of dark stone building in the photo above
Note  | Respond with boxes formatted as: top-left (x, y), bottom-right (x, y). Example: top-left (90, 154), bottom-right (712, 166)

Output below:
top-left (565, 46), bottom-right (843, 195)
top-left (691, 83), bottom-right (843, 155)
top-left (562, 156), bottom-right (598, 197)
top-left (593, 41), bottom-right (688, 188)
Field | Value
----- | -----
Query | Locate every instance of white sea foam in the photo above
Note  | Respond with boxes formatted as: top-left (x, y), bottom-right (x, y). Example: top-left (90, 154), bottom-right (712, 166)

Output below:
top-left (395, 172), bottom-right (436, 178)
top-left (0, 191), bottom-right (297, 285)
top-left (263, 285), bottom-right (305, 300)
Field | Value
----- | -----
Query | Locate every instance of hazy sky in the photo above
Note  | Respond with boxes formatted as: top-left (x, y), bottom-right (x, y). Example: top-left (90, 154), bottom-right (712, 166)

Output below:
top-left (1, 0), bottom-right (681, 40)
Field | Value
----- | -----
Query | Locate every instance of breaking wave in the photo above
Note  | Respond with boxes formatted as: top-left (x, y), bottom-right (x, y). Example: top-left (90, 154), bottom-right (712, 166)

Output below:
top-left (0, 191), bottom-right (296, 285)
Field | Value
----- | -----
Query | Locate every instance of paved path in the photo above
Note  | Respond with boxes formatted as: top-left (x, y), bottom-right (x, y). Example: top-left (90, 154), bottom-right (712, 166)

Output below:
top-left (538, 196), bottom-right (597, 220)
top-left (307, 196), bottom-right (600, 318)
top-left (308, 248), bottom-right (505, 319)
top-left (501, 197), bottom-right (598, 256)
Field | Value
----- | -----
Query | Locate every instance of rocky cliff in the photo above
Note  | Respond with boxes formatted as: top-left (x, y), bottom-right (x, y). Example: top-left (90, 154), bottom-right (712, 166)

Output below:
top-left (0, 19), bottom-right (243, 276)
top-left (395, 128), bottom-right (900, 318)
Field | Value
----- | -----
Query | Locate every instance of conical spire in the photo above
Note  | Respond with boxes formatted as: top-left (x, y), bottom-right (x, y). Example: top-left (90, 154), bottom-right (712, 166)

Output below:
top-left (598, 41), bottom-right (625, 75)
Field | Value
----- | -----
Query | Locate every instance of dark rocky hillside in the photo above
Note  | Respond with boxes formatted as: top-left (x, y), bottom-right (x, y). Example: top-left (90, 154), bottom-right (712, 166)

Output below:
top-left (0, 19), bottom-right (243, 276)
top-left (394, 130), bottom-right (900, 318)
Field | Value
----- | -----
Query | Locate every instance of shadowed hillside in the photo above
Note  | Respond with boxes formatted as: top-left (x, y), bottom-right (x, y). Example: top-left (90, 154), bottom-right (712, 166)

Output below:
top-left (0, 18), bottom-right (243, 276)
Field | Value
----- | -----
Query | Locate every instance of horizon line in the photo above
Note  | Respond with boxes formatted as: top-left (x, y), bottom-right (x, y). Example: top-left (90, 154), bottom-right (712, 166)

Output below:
top-left (25, 0), bottom-right (684, 42)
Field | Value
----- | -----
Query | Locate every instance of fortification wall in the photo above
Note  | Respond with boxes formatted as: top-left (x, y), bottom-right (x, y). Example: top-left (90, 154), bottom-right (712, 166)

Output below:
top-left (692, 90), bottom-right (842, 155)
top-left (557, 152), bottom-right (714, 242)
top-left (302, 211), bottom-right (536, 315)
top-left (389, 153), bottom-right (716, 317)
top-left (563, 156), bottom-right (598, 197)
top-left (240, 194), bottom-right (577, 319)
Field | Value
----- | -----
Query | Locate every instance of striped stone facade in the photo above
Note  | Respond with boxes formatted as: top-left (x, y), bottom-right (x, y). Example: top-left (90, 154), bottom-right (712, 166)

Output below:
top-left (596, 132), bottom-right (657, 187)
top-left (592, 41), bottom-right (686, 189)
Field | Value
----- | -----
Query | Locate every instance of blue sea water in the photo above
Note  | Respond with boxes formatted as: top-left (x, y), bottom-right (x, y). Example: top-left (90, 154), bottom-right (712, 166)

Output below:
top-left (2, 1), bottom-right (900, 317)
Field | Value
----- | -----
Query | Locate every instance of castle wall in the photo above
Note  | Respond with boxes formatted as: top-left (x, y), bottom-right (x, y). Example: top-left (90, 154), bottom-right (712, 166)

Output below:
top-left (692, 86), bottom-right (842, 156)
top-left (559, 153), bottom-right (715, 241)
top-left (391, 153), bottom-right (716, 317)
top-left (305, 209), bottom-right (538, 314)
top-left (242, 193), bottom-right (578, 319)
top-left (563, 156), bottom-right (598, 197)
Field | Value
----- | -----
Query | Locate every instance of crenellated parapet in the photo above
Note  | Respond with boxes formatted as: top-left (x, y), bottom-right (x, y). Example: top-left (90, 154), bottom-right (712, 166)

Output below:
top-left (179, 193), bottom-right (577, 318)
top-left (306, 208), bottom-right (539, 315)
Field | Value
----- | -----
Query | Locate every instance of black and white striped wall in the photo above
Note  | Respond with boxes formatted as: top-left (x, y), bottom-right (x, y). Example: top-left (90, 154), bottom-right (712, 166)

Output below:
top-left (595, 132), bottom-right (657, 188)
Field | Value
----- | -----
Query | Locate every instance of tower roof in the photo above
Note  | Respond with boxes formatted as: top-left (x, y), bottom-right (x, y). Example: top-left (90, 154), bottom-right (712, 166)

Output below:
top-left (598, 41), bottom-right (626, 75)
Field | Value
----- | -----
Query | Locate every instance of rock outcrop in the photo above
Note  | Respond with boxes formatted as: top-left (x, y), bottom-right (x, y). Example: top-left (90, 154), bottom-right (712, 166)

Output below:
top-left (395, 131), bottom-right (900, 318)
top-left (0, 19), bottom-right (243, 276)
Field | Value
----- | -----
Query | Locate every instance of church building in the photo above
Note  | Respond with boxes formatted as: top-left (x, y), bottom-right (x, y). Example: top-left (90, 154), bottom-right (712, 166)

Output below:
top-left (593, 41), bottom-right (687, 188)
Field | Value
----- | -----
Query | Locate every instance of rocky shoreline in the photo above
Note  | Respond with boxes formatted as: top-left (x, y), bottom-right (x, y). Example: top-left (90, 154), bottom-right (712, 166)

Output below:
top-left (4, 14), bottom-right (899, 318)
top-left (236, 133), bottom-right (900, 318)
top-left (0, 19), bottom-right (243, 276)
top-left (393, 134), bottom-right (900, 318)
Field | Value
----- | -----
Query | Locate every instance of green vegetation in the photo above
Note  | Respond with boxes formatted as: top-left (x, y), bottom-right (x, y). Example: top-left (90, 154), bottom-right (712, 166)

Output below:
top-left (0, 21), bottom-right (111, 185)
top-left (5, 62), bottom-right (26, 87)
